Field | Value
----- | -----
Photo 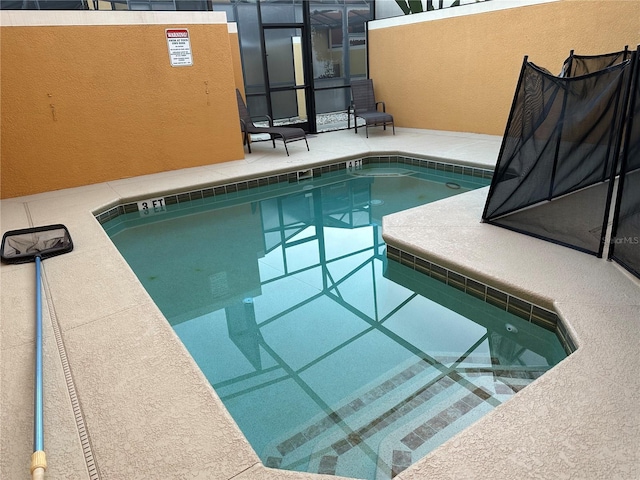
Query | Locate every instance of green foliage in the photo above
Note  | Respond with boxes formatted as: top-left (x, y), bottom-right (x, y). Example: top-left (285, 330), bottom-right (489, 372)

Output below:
top-left (412, 0), bottom-right (426, 12)
top-left (395, 0), bottom-right (424, 14)
top-left (395, 0), bottom-right (410, 14)
top-left (396, 0), bottom-right (463, 14)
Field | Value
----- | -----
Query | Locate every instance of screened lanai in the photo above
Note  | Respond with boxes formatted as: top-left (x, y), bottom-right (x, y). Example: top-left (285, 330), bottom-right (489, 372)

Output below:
top-left (213, 0), bottom-right (374, 133)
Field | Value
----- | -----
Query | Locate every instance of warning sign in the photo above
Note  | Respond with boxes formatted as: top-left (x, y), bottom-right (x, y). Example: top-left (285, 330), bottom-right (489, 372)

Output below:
top-left (166, 28), bottom-right (193, 67)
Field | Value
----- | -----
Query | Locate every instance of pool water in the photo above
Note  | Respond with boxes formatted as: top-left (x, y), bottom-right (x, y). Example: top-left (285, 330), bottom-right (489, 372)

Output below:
top-left (104, 164), bottom-right (567, 480)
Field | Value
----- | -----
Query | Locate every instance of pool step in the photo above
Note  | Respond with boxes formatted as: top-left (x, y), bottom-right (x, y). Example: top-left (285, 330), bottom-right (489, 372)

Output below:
top-left (259, 358), bottom-right (551, 478)
top-left (261, 362), bottom-right (477, 478)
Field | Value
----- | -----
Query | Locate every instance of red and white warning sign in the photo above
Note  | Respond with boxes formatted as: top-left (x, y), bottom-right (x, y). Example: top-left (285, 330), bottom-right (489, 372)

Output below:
top-left (166, 28), bottom-right (193, 67)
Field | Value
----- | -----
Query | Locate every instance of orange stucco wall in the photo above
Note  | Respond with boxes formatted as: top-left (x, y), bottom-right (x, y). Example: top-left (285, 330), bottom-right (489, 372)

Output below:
top-left (1, 14), bottom-right (244, 199)
top-left (368, 0), bottom-right (640, 136)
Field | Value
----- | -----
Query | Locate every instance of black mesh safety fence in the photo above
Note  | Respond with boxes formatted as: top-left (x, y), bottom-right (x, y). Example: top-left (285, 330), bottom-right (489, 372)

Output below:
top-left (610, 47), bottom-right (640, 278)
top-left (482, 55), bottom-right (634, 257)
top-left (560, 48), bottom-right (632, 78)
top-left (561, 47), bottom-right (635, 177)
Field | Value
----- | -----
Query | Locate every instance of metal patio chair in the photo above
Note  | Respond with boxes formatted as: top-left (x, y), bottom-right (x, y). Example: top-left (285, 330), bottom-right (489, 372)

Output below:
top-left (348, 79), bottom-right (395, 138)
top-left (236, 89), bottom-right (309, 156)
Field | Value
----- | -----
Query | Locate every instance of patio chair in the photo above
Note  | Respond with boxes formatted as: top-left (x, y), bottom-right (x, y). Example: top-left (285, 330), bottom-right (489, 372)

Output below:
top-left (236, 89), bottom-right (309, 156)
top-left (348, 79), bottom-right (395, 138)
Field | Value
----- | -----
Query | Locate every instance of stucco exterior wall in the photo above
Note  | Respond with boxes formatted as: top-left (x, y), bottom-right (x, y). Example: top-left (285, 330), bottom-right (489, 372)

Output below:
top-left (368, 0), bottom-right (640, 135)
top-left (0, 11), bottom-right (244, 199)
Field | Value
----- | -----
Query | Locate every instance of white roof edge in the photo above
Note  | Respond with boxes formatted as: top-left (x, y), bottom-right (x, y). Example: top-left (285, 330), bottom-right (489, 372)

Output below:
top-left (227, 22), bottom-right (237, 34)
top-left (369, 0), bottom-right (561, 30)
top-left (0, 10), bottom-right (228, 27)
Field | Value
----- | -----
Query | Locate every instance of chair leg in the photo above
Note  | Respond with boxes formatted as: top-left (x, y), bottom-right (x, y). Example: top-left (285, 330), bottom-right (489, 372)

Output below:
top-left (304, 137), bottom-right (309, 151)
top-left (284, 141), bottom-right (290, 156)
top-left (271, 135), bottom-right (276, 149)
top-left (245, 132), bottom-right (252, 153)
top-left (366, 124), bottom-right (369, 138)
top-left (392, 123), bottom-right (395, 135)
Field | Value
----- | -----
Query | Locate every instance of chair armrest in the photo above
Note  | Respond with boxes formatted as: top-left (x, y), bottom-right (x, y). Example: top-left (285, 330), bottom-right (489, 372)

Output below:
top-left (239, 118), bottom-right (247, 131)
top-left (375, 101), bottom-right (386, 112)
top-left (250, 115), bottom-right (274, 126)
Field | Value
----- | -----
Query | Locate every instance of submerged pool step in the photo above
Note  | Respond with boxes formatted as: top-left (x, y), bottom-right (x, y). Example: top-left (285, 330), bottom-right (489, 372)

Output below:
top-left (260, 358), bottom-right (439, 470)
top-left (276, 359), bottom-right (539, 479)
top-left (264, 359), bottom-right (438, 456)
top-left (306, 379), bottom-right (494, 480)
top-left (373, 391), bottom-right (496, 480)
top-left (261, 356), bottom-right (510, 479)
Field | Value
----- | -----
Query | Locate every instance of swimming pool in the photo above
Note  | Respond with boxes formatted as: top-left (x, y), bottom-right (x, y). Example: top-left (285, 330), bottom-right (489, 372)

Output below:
top-left (101, 160), bottom-right (567, 479)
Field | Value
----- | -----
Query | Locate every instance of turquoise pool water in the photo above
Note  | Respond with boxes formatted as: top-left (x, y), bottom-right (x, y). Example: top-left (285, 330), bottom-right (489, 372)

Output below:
top-left (103, 164), bottom-right (566, 479)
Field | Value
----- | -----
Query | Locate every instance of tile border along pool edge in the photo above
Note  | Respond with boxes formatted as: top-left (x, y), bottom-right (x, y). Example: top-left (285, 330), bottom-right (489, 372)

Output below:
top-left (94, 155), bottom-right (493, 224)
top-left (95, 153), bottom-right (575, 355)
top-left (386, 246), bottom-right (575, 355)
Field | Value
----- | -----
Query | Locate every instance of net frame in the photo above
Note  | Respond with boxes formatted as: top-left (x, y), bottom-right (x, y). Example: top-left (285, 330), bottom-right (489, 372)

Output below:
top-left (1, 224), bottom-right (73, 264)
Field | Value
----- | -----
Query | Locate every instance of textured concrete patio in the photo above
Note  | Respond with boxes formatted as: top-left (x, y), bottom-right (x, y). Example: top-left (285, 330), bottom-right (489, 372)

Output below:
top-left (1, 128), bottom-right (638, 479)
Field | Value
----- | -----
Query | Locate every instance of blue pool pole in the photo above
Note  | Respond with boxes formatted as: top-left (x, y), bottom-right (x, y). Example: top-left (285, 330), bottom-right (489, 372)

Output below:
top-left (31, 255), bottom-right (47, 480)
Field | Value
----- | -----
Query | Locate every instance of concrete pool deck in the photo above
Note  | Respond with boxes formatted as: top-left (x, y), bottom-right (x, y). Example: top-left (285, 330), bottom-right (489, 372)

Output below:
top-left (1, 128), bottom-right (638, 479)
